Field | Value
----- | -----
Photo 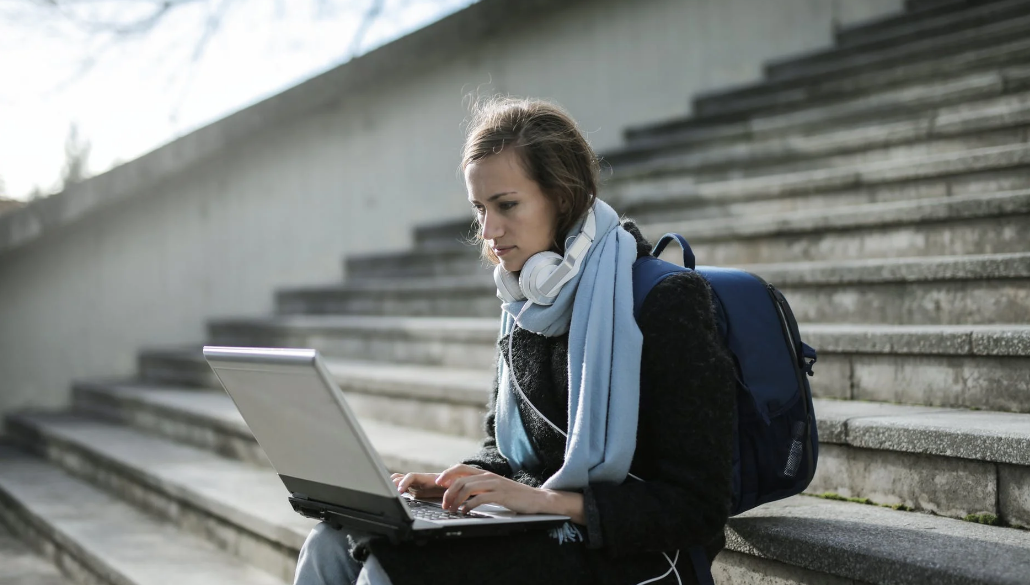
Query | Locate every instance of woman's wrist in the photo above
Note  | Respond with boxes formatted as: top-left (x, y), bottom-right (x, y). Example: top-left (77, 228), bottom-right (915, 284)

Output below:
top-left (541, 489), bottom-right (585, 525)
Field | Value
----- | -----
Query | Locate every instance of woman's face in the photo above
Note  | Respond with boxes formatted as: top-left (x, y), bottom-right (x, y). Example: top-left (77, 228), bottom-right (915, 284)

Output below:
top-left (465, 149), bottom-right (558, 273)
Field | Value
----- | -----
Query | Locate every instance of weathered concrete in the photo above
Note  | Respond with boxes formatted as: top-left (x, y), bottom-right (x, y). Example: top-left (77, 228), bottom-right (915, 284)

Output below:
top-left (207, 315), bottom-right (500, 370)
top-left (847, 410), bottom-right (1030, 466)
top-left (0, 446), bottom-right (286, 585)
top-left (725, 495), bottom-right (1030, 585)
top-left (0, 524), bottom-right (72, 585)
top-left (712, 549), bottom-right (865, 585)
top-left (999, 464), bottom-right (1030, 528)
top-left (4, 411), bottom-right (477, 578)
top-left (766, 0), bottom-right (1030, 77)
top-left (68, 382), bottom-right (480, 468)
top-left (277, 255), bottom-right (1030, 324)
top-left (837, 353), bottom-right (1030, 413)
top-left (809, 444), bottom-right (997, 518)
top-left (767, 10), bottom-right (1030, 82)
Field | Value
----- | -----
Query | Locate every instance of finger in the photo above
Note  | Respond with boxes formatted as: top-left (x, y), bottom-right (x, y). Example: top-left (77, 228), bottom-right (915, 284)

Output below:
top-left (397, 472), bottom-right (419, 493)
top-left (461, 493), bottom-right (498, 514)
top-left (444, 476), bottom-right (495, 512)
top-left (436, 464), bottom-right (487, 487)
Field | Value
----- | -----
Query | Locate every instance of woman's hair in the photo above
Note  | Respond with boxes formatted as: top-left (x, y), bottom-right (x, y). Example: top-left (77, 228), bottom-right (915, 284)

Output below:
top-left (462, 96), bottom-right (599, 267)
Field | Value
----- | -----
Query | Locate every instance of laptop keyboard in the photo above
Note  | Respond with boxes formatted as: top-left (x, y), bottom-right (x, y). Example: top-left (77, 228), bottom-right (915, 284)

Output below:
top-left (405, 499), bottom-right (490, 521)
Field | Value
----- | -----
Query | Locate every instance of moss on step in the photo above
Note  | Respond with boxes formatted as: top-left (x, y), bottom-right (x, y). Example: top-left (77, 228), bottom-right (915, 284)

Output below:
top-left (806, 491), bottom-right (913, 511)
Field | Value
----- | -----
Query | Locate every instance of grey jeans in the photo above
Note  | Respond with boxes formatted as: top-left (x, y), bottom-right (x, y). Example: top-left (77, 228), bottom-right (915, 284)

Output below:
top-left (293, 522), bottom-right (394, 585)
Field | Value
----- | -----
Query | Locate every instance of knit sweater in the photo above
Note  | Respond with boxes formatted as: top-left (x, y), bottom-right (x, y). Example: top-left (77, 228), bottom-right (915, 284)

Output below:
top-left (354, 220), bottom-right (737, 585)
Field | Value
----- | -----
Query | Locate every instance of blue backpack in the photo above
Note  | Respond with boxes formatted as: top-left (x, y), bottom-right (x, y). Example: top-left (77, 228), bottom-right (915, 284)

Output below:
top-left (632, 234), bottom-right (819, 585)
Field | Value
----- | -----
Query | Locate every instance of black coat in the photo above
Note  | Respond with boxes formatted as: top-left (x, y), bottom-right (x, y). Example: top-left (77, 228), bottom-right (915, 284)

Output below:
top-left (354, 221), bottom-right (737, 585)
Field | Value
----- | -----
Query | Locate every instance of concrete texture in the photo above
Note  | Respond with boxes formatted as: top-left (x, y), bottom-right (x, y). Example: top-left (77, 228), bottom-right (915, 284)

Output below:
top-left (999, 464), bottom-right (1030, 528)
top-left (0, 524), bottom-right (72, 585)
top-left (712, 549), bottom-right (864, 585)
top-left (0, 446), bottom-right (286, 585)
top-left (66, 383), bottom-right (478, 471)
top-left (814, 398), bottom-right (1030, 465)
top-left (726, 495), bottom-right (1030, 585)
top-left (801, 324), bottom-right (1030, 356)
top-left (843, 354), bottom-right (1030, 413)
top-left (847, 410), bottom-right (1030, 465)
top-left (809, 443), bottom-right (997, 517)
top-left (207, 315), bottom-right (500, 370)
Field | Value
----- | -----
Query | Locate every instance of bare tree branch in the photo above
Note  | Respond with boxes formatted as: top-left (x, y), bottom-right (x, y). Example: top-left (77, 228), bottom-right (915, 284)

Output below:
top-left (349, 0), bottom-right (383, 59)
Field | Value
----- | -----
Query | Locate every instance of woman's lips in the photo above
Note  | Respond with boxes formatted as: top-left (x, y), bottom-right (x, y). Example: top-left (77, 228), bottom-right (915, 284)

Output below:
top-left (494, 246), bottom-right (514, 257)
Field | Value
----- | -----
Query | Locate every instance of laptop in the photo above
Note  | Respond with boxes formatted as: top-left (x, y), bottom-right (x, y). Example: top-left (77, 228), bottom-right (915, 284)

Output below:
top-left (202, 346), bottom-right (569, 543)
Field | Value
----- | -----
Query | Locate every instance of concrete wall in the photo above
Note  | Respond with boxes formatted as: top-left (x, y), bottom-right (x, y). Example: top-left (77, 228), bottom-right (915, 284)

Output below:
top-left (0, 0), bottom-right (904, 416)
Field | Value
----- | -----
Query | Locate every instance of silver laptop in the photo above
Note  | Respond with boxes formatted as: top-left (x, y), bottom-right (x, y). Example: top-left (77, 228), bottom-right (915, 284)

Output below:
top-left (202, 346), bottom-right (569, 542)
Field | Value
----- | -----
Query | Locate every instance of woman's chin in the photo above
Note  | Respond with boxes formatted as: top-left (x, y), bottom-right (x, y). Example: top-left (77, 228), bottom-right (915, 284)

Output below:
top-left (498, 258), bottom-right (525, 273)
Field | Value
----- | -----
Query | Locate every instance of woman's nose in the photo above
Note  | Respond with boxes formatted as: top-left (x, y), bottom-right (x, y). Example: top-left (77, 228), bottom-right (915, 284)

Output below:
top-left (481, 211), bottom-right (504, 240)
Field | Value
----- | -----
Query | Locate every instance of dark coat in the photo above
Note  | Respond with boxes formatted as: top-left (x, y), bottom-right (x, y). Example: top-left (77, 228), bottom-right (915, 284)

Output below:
top-left (354, 221), bottom-right (737, 585)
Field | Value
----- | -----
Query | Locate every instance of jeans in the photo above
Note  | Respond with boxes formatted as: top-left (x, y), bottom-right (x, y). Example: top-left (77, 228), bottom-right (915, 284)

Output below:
top-left (294, 522), bottom-right (394, 585)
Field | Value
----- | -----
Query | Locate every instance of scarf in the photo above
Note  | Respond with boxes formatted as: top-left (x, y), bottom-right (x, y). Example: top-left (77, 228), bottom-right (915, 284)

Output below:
top-left (494, 197), bottom-right (643, 494)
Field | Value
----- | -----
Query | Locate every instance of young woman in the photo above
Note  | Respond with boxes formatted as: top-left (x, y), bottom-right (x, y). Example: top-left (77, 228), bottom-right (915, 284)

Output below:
top-left (294, 98), bottom-right (737, 585)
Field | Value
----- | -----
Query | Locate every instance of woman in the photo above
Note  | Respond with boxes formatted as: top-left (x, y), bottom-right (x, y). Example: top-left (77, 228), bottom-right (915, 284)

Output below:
top-left (294, 98), bottom-right (736, 585)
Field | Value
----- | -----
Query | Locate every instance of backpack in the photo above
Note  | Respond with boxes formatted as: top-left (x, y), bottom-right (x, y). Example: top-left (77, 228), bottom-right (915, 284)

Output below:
top-left (632, 233), bottom-right (819, 585)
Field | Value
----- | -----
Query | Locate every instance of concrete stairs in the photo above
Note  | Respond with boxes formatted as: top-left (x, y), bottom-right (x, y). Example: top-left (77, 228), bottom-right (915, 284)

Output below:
top-left (4, 0), bottom-right (1030, 583)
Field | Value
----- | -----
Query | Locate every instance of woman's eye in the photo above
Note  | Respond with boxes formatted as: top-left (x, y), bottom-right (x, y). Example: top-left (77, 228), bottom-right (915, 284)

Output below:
top-left (500, 202), bottom-right (517, 211)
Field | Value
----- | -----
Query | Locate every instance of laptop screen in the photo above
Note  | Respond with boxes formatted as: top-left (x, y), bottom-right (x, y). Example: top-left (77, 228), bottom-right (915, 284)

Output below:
top-left (205, 347), bottom-right (398, 499)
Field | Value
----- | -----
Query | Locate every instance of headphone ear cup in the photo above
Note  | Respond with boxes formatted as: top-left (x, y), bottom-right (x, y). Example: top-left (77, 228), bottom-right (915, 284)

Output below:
top-left (494, 265), bottom-right (525, 303)
top-left (519, 251), bottom-right (564, 305)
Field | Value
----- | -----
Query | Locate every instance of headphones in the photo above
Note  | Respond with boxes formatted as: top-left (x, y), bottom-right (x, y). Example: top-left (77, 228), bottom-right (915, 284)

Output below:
top-left (493, 207), bottom-right (597, 306)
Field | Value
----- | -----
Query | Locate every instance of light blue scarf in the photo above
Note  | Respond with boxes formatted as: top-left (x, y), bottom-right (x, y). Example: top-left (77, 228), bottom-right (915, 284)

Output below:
top-left (495, 198), bottom-right (643, 494)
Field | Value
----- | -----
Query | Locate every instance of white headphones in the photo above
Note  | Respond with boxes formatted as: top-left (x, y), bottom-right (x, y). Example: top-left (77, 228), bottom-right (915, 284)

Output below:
top-left (493, 206), bottom-right (597, 306)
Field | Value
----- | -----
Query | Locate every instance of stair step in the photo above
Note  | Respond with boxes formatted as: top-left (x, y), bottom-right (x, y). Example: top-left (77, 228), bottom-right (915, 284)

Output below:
top-left (206, 317), bottom-right (1030, 413)
top-left (280, 252), bottom-right (1030, 325)
top-left (415, 144), bottom-right (1030, 252)
top-left (69, 380), bottom-right (481, 467)
top-left (4, 410), bottom-right (479, 580)
top-left (0, 521), bottom-right (73, 585)
top-left (633, 34), bottom-right (1030, 144)
top-left (95, 354), bottom-right (491, 441)
top-left (611, 74), bottom-right (1027, 172)
top-left (63, 377), bottom-right (1030, 529)
top-left (807, 323), bottom-right (1030, 412)
top-left (724, 495), bottom-right (1030, 584)
top-left (137, 346), bottom-right (217, 387)
top-left (206, 315), bottom-right (499, 369)
top-left (765, 0), bottom-right (1030, 81)
top-left (641, 188), bottom-right (1030, 265)
top-left (766, 7), bottom-right (1030, 85)
top-left (835, 0), bottom-right (995, 47)
top-left (813, 399), bottom-right (1030, 524)
top-left (0, 444), bottom-right (286, 585)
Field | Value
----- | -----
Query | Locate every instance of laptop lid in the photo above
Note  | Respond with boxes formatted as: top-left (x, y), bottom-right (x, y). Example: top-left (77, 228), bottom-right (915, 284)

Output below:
top-left (202, 346), bottom-right (413, 523)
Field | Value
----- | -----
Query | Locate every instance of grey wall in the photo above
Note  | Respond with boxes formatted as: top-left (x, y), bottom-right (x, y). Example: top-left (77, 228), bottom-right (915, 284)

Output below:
top-left (0, 0), bottom-right (904, 416)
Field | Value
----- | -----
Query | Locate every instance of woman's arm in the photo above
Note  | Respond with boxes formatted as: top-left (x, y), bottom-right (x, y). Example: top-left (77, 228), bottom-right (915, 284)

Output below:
top-left (584, 271), bottom-right (736, 556)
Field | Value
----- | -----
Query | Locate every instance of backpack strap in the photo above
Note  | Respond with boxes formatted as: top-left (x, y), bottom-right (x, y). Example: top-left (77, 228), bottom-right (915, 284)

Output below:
top-left (632, 234), bottom-right (696, 321)
top-left (651, 233), bottom-right (696, 270)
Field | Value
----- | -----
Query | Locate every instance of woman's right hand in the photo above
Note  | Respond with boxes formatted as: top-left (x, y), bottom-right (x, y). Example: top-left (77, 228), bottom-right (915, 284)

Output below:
top-left (390, 472), bottom-right (447, 498)
top-left (391, 466), bottom-right (487, 499)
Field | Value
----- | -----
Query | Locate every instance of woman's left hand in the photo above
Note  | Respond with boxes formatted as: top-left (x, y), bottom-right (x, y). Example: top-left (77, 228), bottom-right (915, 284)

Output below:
top-left (436, 464), bottom-right (580, 521)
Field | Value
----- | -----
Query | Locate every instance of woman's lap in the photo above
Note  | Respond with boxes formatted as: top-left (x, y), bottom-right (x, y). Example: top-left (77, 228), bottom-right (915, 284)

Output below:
top-left (294, 522), bottom-right (394, 585)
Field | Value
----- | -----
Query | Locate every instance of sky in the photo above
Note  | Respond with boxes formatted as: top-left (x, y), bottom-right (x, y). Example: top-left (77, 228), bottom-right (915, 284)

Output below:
top-left (0, 0), bottom-right (476, 201)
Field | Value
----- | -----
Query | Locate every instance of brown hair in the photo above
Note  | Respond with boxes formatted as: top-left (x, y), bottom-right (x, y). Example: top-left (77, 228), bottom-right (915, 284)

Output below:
top-left (461, 97), bottom-right (599, 267)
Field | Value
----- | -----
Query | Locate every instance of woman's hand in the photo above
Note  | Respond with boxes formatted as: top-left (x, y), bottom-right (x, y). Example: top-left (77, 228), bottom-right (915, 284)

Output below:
top-left (391, 471), bottom-right (448, 499)
top-left (435, 464), bottom-right (585, 523)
